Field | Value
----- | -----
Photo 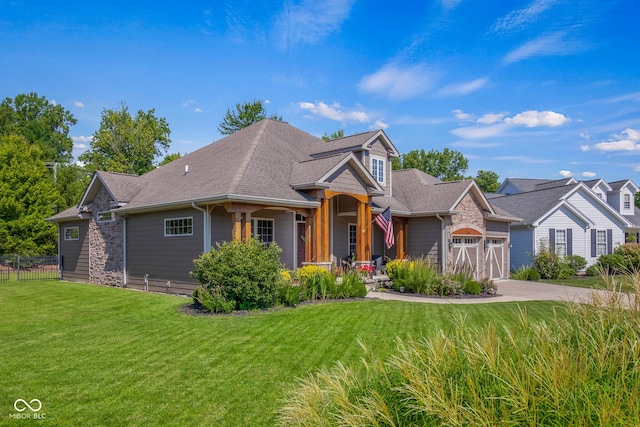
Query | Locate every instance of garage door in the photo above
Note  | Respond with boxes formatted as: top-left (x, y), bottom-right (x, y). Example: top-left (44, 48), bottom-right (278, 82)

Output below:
top-left (451, 237), bottom-right (479, 278)
top-left (484, 239), bottom-right (505, 280)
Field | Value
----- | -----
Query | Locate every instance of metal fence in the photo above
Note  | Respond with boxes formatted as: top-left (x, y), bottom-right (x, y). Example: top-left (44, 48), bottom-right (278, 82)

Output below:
top-left (0, 255), bottom-right (59, 282)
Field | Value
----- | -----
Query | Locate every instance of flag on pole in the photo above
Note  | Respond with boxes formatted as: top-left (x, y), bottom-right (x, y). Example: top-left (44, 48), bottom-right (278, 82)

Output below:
top-left (374, 207), bottom-right (395, 249)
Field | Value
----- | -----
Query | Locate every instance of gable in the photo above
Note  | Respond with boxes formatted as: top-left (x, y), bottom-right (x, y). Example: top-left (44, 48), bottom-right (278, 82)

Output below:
top-left (325, 163), bottom-right (371, 195)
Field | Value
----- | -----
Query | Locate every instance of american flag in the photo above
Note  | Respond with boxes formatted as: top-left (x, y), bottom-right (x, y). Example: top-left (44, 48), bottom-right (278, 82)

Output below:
top-left (374, 207), bottom-right (395, 249)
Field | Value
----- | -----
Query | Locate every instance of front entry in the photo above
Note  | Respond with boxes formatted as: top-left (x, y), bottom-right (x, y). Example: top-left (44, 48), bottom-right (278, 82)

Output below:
top-left (296, 221), bottom-right (306, 268)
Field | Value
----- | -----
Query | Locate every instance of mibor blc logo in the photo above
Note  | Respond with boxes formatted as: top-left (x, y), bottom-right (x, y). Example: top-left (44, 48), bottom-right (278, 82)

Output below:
top-left (9, 398), bottom-right (46, 420)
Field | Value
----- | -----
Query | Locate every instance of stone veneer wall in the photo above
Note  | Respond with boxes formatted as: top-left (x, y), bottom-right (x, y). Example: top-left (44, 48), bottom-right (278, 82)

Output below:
top-left (88, 187), bottom-right (124, 286)
top-left (446, 192), bottom-right (486, 265)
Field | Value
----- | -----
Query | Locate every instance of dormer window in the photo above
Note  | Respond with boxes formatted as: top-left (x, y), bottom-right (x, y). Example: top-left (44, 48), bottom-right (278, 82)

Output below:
top-left (371, 156), bottom-right (385, 185)
top-left (624, 193), bottom-right (631, 211)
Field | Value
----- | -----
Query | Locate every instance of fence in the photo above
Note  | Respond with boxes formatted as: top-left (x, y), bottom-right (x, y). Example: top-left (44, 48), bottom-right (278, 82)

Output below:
top-left (0, 255), bottom-right (59, 282)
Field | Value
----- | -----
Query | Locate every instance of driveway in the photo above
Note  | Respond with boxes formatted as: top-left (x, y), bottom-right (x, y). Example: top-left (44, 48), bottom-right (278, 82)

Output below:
top-left (365, 279), bottom-right (603, 304)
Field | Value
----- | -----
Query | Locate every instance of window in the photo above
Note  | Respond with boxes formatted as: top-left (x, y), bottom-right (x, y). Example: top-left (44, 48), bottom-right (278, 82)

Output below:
top-left (624, 194), bottom-right (631, 210)
top-left (251, 219), bottom-right (274, 243)
top-left (97, 211), bottom-right (114, 222)
top-left (348, 224), bottom-right (357, 257)
top-left (371, 156), bottom-right (385, 185)
top-left (555, 229), bottom-right (566, 256)
top-left (164, 217), bottom-right (193, 236)
top-left (64, 227), bottom-right (79, 241)
top-left (596, 230), bottom-right (607, 256)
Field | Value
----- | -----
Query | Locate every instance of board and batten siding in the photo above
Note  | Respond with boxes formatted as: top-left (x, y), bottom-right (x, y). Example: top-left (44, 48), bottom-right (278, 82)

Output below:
top-left (60, 220), bottom-right (90, 282)
top-left (126, 207), bottom-right (203, 294)
top-left (407, 217), bottom-right (441, 265)
top-left (509, 226), bottom-right (534, 270)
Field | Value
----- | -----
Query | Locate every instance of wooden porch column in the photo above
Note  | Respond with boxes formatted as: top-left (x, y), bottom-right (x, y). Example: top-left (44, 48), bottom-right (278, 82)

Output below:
top-left (305, 216), bottom-right (312, 263)
top-left (396, 221), bottom-right (408, 259)
top-left (242, 212), bottom-right (252, 240)
top-left (356, 200), bottom-right (365, 261)
top-left (364, 202), bottom-right (372, 261)
top-left (312, 206), bottom-right (321, 263)
top-left (320, 197), bottom-right (330, 262)
top-left (231, 212), bottom-right (242, 241)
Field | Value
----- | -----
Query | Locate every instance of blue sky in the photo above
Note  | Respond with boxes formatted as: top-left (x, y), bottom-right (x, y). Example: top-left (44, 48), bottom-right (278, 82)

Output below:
top-left (2, 0), bottom-right (639, 183)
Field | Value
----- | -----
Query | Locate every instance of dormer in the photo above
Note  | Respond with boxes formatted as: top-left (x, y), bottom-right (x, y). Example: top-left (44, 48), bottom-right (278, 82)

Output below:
top-left (584, 179), bottom-right (612, 202)
top-left (307, 129), bottom-right (399, 196)
top-left (607, 180), bottom-right (638, 215)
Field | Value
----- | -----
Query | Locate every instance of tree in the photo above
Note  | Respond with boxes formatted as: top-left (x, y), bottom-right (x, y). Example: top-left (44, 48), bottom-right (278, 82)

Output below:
top-left (79, 103), bottom-right (171, 175)
top-left (54, 164), bottom-right (91, 208)
top-left (158, 152), bottom-right (181, 167)
top-left (392, 148), bottom-right (469, 181)
top-left (0, 92), bottom-right (76, 163)
top-left (636, 192), bottom-right (640, 210)
top-left (474, 170), bottom-right (500, 193)
top-left (322, 129), bottom-right (344, 141)
top-left (0, 135), bottom-right (62, 255)
top-left (217, 100), bottom-right (282, 135)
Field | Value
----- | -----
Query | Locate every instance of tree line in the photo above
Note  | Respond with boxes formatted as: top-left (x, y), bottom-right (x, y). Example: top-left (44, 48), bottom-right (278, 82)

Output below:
top-left (0, 95), bottom-right (504, 255)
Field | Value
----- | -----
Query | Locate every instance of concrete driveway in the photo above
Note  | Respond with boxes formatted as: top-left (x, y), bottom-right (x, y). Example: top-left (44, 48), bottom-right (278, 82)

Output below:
top-left (365, 279), bottom-right (602, 304)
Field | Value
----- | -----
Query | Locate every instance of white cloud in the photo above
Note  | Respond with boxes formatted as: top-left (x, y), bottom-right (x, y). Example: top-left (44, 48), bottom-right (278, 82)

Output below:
top-left (581, 171), bottom-right (596, 178)
top-left (580, 145), bottom-right (590, 151)
top-left (74, 101), bottom-right (85, 108)
top-left (194, 108), bottom-right (203, 113)
top-left (504, 110), bottom-right (570, 127)
top-left (298, 101), bottom-right (369, 123)
top-left (493, 0), bottom-right (559, 32)
top-left (592, 128), bottom-right (640, 152)
top-left (438, 78), bottom-right (488, 96)
top-left (452, 109), bottom-right (474, 121)
top-left (274, 0), bottom-right (354, 48)
top-left (49, 99), bottom-right (57, 106)
top-left (477, 113), bottom-right (504, 124)
top-left (503, 31), bottom-right (587, 64)
top-left (635, 166), bottom-right (640, 172)
top-left (451, 123), bottom-right (508, 139)
top-left (264, 99), bottom-right (271, 104)
top-left (372, 120), bottom-right (388, 129)
top-left (559, 170), bottom-right (573, 177)
top-left (73, 144), bottom-right (87, 150)
top-left (72, 136), bottom-right (93, 143)
top-left (359, 63), bottom-right (437, 100)
top-left (181, 99), bottom-right (195, 108)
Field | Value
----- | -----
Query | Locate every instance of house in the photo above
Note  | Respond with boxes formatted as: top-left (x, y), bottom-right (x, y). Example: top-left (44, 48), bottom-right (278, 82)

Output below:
top-left (488, 177), bottom-right (639, 270)
top-left (48, 119), bottom-right (517, 294)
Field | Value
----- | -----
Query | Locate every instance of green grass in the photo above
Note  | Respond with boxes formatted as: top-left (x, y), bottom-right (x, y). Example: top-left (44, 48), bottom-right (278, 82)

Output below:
top-left (540, 276), bottom-right (606, 288)
top-left (0, 280), bottom-right (563, 426)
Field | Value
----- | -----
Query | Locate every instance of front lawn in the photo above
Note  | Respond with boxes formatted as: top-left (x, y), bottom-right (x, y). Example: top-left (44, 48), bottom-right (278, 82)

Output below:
top-left (0, 280), bottom-right (562, 426)
top-left (540, 276), bottom-right (606, 289)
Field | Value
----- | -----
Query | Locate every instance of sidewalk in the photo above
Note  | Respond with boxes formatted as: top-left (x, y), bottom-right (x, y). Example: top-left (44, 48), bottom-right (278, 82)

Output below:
top-left (365, 279), bottom-right (604, 304)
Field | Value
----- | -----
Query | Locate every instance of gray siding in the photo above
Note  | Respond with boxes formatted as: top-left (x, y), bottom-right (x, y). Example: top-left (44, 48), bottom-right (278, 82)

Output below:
top-left (486, 220), bottom-right (509, 234)
top-left (326, 165), bottom-right (368, 195)
top-left (60, 220), bottom-right (90, 282)
top-left (211, 206), bottom-right (232, 246)
top-left (368, 139), bottom-right (391, 196)
top-left (407, 217), bottom-right (441, 264)
top-left (332, 209), bottom-right (354, 262)
top-left (251, 209), bottom-right (296, 270)
top-left (126, 207), bottom-right (204, 294)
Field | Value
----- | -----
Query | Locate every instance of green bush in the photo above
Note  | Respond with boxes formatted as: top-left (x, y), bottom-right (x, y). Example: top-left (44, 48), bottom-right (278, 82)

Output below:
top-left (462, 280), bottom-right (481, 295)
top-left (279, 271), bottom-right (640, 426)
top-left (192, 285), bottom-right (235, 314)
top-left (190, 238), bottom-right (285, 310)
top-left (389, 257), bottom-right (436, 294)
top-left (533, 239), bottom-right (576, 279)
top-left (510, 266), bottom-right (541, 281)
top-left (565, 255), bottom-right (587, 272)
top-left (614, 243), bottom-right (640, 270)
top-left (334, 271), bottom-right (367, 298)
top-left (479, 277), bottom-right (498, 294)
top-left (596, 253), bottom-right (626, 274)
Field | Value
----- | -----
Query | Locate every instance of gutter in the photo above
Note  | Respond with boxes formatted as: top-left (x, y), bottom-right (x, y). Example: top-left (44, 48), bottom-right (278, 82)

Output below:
top-left (122, 216), bottom-right (127, 287)
top-left (191, 202), bottom-right (209, 253)
top-left (436, 213), bottom-right (446, 269)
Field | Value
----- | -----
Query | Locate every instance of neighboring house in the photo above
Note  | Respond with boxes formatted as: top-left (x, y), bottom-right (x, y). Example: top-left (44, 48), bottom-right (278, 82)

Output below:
top-left (489, 177), bottom-right (638, 270)
top-left (48, 119), bottom-right (517, 294)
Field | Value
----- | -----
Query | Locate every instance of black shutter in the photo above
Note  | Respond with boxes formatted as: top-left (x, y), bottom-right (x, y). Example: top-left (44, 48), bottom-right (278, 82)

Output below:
top-left (591, 229), bottom-right (597, 257)
top-left (549, 228), bottom-right (555, 248)
top-left (607, 229), bottom-right (613, 254)
top-left (567, 229), bottom-right (573, 256)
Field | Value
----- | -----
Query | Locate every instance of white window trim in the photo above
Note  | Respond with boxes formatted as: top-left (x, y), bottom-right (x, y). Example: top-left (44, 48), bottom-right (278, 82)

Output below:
top-left (348, 223), bottom-right (357, 257)
top-left (623, 193), bottom-right (632, 211)
top-left (596, 230), bottom-right (607, 256)
top-left (555, 229), bottom-right (566, 257)
top-left (97, 211), bottom-right (115, 223)
top-left (64, 227), bottom-right (79, 241)
top-left (164, 216), bottom-right (194, 237)
top-left (370, 155), bottom-right (386, 186)
top-left (251, 218), bottom-right (275, 243)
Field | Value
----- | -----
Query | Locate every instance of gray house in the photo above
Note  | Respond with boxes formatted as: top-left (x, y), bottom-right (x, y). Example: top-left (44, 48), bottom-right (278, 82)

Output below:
top-left (489, 177), bottom-right (638, 270)
top-left (49, 119), bottom-right (517, 293)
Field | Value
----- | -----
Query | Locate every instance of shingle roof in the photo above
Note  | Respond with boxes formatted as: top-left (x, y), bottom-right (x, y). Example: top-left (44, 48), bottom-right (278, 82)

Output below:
top-left (503, 178), bottom-right (551, 193)
top-left (624, 206), bottom-right (640, 227)
top-left (489, 184), bottom-right (579, 225)
top-left (308, 130), bottom-right (379, 155)
top-left (97, 171), bottom-right (147, 203)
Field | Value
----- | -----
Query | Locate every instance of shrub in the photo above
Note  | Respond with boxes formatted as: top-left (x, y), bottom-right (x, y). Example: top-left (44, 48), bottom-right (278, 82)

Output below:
top-left (596, 253), bottom-right (626, 274)
top-left (462, 280), bottom-right (481, 295)
top-left (392, 258), bottom-right (437, 294)
top-left (385, 259), bottom-right (405, 280)
top-left (279, 270), bottom-right (640, 426)
top-left (432, 277), bottom-right (461, 296)
top-left (192, 285), bottom-right (235, 314)
top-left (190, 238), bottom-right (285, 310)
top-left (279, 282), bottom-right (303, 307)
top-left (533, 239), bottom-right (576, 279)
top-left (479, 277), bottom-right (498, 294)
top-left (510, 265), bottom-right (540, 280)
top-left (614, 243), bottom-right (640, 270)
top-left (565, 254), bottom-right (587, 272)
top-left (297, 267), bottom-right (335, 300)
top-left (585, 264), bottom-right (600, 276)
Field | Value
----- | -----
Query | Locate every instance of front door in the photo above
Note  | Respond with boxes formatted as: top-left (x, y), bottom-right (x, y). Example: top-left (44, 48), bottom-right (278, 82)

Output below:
top-left (296, 222), bottom-right (306, 268)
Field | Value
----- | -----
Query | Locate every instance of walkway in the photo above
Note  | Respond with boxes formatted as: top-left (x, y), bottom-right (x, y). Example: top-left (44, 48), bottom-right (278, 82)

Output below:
top-left (365, 279), bottom-right (605, 304)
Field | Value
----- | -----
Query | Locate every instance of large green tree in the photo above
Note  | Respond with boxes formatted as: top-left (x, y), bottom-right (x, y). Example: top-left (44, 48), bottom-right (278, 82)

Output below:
top-left (392, 148), bottom-right (469, 181)
top-left (322, 129), bottom-right (345, 141)
top-left (474, 170), bottom-right (501, 193)
top-left (80, 103), bottom-right (171, 175)
top-left (0, 135), bottom-right (62, 255)
top-left (0, 92), bottom-right (76, 163)
top-left (218, 100), bottom-right (282, 135)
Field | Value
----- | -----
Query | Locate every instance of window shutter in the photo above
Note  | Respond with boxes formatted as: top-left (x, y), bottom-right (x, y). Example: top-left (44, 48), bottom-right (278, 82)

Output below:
top-left (549, 228), bottom-right (555, 248)
top-left (591, 229), bottom-right (597, 257)
top-left (567, 229), bottom-right (572, 256)
top-left (607, 229), bottom-right (613, 254)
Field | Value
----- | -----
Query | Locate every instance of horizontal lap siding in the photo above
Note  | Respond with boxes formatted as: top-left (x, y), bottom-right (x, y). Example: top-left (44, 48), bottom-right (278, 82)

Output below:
top-left (333, 211), bottom-right (354, 262)
top-left (251, 210), bottom-right (295, 270)
top-left (126, 208), bottom-right (203, 292)
top-left (61, 221), bottom-right (90, 282)
top-left (407, 217), bottom-right (441, 265)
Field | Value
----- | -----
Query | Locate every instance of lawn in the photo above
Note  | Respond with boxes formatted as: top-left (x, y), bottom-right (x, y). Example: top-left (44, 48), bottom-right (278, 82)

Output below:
top-left (0, 280), bottom-right (564, 426)
top-left (540, 276), bottom-right (606, 289)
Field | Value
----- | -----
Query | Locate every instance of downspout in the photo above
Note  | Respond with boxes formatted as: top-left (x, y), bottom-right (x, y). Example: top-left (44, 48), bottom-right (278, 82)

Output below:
top-left (436, 214), bottom-right (446, 269)
top-left (58, 224), bottom-right (62, 279)
top-left (122, 216), bottom-right (127, 287)
top-left (191, 202), bottom-right (208, 253)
